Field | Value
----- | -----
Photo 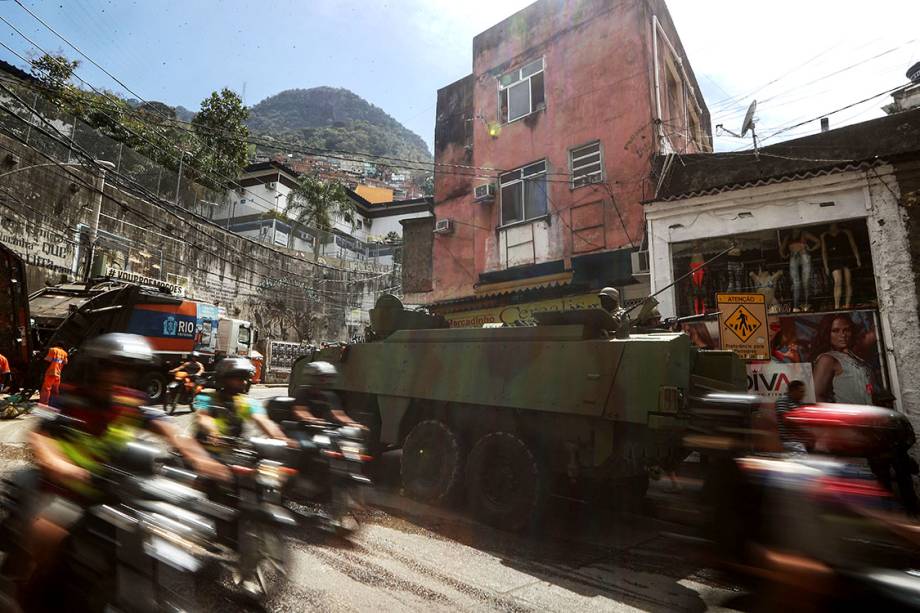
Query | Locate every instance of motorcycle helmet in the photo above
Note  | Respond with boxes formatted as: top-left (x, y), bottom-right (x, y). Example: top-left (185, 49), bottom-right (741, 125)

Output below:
top-left (68, 333), bottom-right (154, 390)
top-left (304, 361), bottom-right (337, 387)
top-left (83, 333), bottom-right (155, 367)
top-left (214, 357), bottom-right (255, 384)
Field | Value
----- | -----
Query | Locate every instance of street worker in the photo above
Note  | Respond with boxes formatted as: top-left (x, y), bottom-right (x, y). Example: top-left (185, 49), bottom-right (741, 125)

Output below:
top-left (0, 351), bottom-right (10, 393)
top-left (39, 345), bottom-right (68, 405)
top-left (6, 334), bottom-right (228, 608)
top-left (193, 357), bottom-right (289, 444)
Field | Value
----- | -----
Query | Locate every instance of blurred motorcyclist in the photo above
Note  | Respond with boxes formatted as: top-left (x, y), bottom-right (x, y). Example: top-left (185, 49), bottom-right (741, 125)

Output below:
top-left (194, 357), bottom-right (289, 444)
top-left (291, 361), bottom-right (365, 430)
top-left (9, 334), bottom-right (228, 605)
top-left (170, 350), bottom-right (205, 378)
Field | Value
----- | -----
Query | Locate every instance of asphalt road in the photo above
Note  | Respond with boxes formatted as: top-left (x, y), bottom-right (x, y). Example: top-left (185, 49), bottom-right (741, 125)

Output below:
top-left (0, 386), bottom-right (745, 612)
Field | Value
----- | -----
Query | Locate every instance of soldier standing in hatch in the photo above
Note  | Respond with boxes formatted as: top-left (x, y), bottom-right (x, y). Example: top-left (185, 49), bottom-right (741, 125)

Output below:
top-left (598, 287), bottom-right (627, 327)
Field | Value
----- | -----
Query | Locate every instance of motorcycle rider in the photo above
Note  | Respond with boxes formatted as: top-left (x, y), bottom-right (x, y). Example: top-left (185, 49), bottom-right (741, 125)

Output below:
top-left (291, 361), bottom-right (365, 430)
top-left (170, 350), bottom-right (206, 378)
top-left (193, 357), bottom-right (289, 444)
top-left (8, 334), bottom-right (229, 606)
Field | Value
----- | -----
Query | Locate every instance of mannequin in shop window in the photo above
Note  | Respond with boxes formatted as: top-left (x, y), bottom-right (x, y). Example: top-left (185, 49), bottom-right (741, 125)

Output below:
top-left (689, 248), bottom-right (706, 315)
top-left (749, 268), bottom-right (783, 312)
top-left (725, 243), bottom-right (744, 292)
top-left (821, 223), bottom-right (861, 309)
top-left (779, 228), bottom-right (820, 312)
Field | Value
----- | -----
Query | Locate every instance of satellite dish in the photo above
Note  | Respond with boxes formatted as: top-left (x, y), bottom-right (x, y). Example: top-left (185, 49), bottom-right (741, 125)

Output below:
top-left (740, 100), bottom-right (757, 137)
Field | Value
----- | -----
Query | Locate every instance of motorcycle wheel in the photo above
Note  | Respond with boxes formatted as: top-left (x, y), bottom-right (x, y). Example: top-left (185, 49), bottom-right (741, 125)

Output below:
top-left (233, 520), bottom-right (288, 603)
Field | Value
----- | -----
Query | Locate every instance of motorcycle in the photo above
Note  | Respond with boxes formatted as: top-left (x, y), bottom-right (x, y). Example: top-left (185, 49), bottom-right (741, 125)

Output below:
top-left (163, 370), bottom-right (206, 415)
top-left (266, 396), bottom-right (373, 535)
top-left (0, 433), bottom-right (229, 613)
top-left (197, 434), bottom-right (298, 601)
top-left (703, 402), bottom-right (920, 610)
top-left (296, 421), bottom-right (373, 534)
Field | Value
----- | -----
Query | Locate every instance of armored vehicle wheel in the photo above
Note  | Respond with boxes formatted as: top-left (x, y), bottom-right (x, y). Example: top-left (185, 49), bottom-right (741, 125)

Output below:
top-left (609, 473), bottom-right (649, 511)
top-left (401, 420), bottom-right (465, 504)
top-left (466, 432), bottom-right (546, 532)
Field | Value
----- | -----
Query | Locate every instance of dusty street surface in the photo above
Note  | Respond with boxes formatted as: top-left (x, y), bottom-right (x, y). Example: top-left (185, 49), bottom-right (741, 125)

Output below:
top-left (0, 386), bottom-right (744, 612)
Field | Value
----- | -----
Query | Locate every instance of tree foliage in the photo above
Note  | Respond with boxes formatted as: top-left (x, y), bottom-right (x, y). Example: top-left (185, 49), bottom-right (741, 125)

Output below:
top-left (191, 88), bottom-right (249, 188)
top-left (28, 53), bottom-right (249, 191)
top-left (30, 54), bottom-right (79, 90)
top-left (285, 175), bottom-right (355, 255)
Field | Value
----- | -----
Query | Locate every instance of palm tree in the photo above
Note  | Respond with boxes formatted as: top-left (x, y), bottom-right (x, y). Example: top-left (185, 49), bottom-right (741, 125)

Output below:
top-left (285, 175), bottom-right (355, 257)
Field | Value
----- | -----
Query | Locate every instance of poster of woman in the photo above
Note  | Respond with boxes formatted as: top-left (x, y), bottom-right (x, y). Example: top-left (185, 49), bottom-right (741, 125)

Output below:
top-left (809, 312), bottom-right (879, 404)
top-left (771, 310), bottom-right (885, 405)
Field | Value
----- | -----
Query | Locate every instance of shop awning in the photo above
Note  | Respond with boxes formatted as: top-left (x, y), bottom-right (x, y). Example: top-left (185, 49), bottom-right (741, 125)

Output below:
top-left (473, 271), bottom-right (573, 297)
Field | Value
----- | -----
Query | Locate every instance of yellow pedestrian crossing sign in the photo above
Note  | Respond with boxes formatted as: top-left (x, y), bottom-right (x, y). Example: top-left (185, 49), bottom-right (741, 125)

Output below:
top-left (724, 305), bottom-right (761, 342)
top-left (716, 293), bottom-right (769, 360)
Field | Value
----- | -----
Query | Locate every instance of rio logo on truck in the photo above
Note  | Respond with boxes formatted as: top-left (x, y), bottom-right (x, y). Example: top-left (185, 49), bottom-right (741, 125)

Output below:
top-left (126, 300), bottom-right (221, 354)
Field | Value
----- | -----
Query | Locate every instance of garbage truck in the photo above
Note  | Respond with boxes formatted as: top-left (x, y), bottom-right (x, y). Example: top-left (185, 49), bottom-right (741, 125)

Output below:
top-left (27, 280), bottom-right (254, 401)
top-left (288, 294), bottom-right (750, 531)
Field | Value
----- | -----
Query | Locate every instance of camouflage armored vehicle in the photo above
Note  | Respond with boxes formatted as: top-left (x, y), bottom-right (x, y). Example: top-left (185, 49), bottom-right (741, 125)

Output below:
top-left (290, 294), bottom-right (747, 531)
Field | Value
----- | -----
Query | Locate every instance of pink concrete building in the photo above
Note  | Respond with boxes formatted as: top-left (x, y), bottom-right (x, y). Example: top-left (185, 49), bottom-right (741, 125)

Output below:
top-left (401, 0), bottom-right (710, 325)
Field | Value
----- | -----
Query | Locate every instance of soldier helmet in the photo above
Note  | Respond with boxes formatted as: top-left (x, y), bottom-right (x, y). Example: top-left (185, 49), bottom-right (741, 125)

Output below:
top-left (598, 287), bottom-right (620, 302)
top-left (83, 333), bottom-right (154, 366)
top-left (215, 357), bottom-right (255, 383)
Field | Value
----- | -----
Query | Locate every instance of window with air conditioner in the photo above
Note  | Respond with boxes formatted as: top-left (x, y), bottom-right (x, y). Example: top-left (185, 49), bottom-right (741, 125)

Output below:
top-left (498, 58), bottom-right (544, 123)
top-left (500, 160), bottom-right (547, 226)
top-left (570, 141), bottom-right (603, 188)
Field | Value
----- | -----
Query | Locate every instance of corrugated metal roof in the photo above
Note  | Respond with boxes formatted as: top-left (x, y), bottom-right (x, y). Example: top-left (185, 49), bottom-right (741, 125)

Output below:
top-left (648, 107), bottom-right (920, 203)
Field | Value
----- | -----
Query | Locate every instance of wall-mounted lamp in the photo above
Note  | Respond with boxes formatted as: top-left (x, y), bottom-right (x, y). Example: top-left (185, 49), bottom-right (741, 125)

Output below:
top-left (475, 112), bottom-right (501, 139)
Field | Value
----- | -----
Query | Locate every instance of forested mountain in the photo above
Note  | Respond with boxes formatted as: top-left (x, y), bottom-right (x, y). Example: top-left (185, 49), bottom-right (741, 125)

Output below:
top-left (246, 87), bottom-right (431, 162)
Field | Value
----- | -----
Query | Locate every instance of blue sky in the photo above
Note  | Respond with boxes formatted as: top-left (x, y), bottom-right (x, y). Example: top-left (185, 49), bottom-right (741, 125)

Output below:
top-left (2, 0), bottom-right (918, 154)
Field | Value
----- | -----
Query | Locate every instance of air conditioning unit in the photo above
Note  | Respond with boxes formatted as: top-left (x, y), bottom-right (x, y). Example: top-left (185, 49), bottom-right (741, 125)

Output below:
top-left (631, 250), bottom-right (650, 275)
top-left (266, 181), bottom-right (277, 190)
top-left (433, 219), bottom-right (454, 235)
top-left (473, 182), bottom-right (496, 203)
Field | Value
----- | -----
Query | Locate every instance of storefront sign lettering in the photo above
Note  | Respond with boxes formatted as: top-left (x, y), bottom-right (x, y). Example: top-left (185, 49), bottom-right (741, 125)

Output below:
top-left (746, 362), bottom-right (815, 403)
